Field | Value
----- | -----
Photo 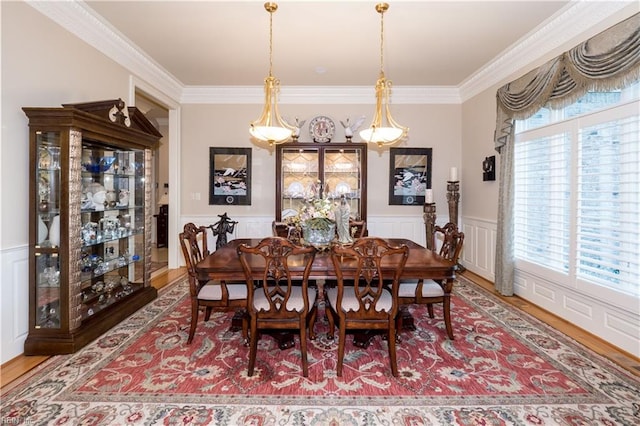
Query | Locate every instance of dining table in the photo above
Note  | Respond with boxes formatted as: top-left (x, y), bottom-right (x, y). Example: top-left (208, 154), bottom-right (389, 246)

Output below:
top-left (195, 237), bottom-right (457, 348)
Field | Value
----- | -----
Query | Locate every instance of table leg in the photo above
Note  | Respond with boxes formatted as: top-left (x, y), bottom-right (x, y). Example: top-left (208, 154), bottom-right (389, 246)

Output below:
top-left (398, 306), bottom-right (417, 331)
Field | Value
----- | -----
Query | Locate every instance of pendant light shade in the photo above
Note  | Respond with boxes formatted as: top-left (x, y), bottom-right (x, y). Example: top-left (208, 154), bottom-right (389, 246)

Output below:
top-left (249, 2), bottom-right (294, 146)
top-left (360, 3), bottom-right (408, 147)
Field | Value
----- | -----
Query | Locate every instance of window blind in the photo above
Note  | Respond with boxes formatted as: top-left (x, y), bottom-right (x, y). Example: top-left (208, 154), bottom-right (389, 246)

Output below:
top-left (577, 116), bottom-right (640, 295)
top-left (514, 133), bottom-right (570, 273)
top-left (515, 87), bottom-right (639, 296)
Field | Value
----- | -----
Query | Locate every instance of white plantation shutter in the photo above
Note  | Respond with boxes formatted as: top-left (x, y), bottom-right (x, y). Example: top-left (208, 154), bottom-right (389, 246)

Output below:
top-left (514, 133), bottom-right (570, 273)
top-left (515, 87), bottom-right (639, 296)
top-left (577, 115), bottom-right (640, 295)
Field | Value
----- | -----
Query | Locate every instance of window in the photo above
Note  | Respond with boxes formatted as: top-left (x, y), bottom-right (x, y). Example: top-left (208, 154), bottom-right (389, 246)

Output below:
top-left (514, 83), bottom-right (640, 296)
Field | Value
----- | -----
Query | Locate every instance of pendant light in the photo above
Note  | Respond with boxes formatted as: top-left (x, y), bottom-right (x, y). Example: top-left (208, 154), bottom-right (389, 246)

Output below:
top-left (359, 3), bottom-right (408, 147)
top-left (249, 2), bottom-right (294, 147)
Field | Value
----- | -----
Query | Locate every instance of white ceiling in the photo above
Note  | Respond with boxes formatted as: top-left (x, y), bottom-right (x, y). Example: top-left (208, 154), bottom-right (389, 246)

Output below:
top-left (85, 0), bottom-right (570, 88)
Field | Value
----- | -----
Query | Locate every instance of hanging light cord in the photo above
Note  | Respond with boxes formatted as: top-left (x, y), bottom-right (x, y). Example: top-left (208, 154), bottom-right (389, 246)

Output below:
top-left (379, 6), bottom-right (385, 76)
top-left (268, 6), bottom-right (274, 78)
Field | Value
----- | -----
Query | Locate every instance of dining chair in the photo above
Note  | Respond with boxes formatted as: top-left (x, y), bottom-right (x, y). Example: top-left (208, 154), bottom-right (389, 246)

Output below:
top-left (179, 222), bottom-right (248, 345)
top-left (326, 237), bottom-right (409, 377)
top-left (348, 219), bottom-right (367, 238)
top-left (271, 220), bottom-right (301, 243)
top-left (397, 222), bottom-right (464, 340)
top-left (237, 237), bottom-right (317, 377)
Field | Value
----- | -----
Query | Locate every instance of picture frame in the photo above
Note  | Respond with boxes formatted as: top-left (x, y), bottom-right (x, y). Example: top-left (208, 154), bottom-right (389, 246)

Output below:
top-left (389, 147), bottom-right (432, 205)
top-left (209, 147), bottom-right (252, 205)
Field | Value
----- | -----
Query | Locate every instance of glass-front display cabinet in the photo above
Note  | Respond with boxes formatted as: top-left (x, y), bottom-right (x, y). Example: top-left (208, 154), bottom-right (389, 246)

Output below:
top-left (23, 99), bottom-right (162, 355)
top-left (276, 143), bottom-right (367, 222)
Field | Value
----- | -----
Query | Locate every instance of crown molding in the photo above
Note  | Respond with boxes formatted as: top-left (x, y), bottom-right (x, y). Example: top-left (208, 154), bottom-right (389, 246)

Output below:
top-left (26, 0), bottom-right (184, 102)
top-left (459, 1), bottom-right (639, 102)
top-left (29, 0), bottom-right (637, 106)
top-left (180, 85), bottom-right (461, 105)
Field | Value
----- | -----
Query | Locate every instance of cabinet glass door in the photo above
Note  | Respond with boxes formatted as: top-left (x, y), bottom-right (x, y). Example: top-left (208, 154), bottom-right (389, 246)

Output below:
top-left (34, 131), bottom-right (62, 328)
top-left (79, 145), bottom-right (145, 321)
top-left (280, 148), bottom-right (319, 219)
top-left (277, 143), bottom-right (367, 222)
top-left (323, 148), bottom-right (363, 220)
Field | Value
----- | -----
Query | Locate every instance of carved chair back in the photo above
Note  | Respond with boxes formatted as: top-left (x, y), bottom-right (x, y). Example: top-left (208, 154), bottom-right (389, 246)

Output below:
top-left (435, 222), bottom-right (464, 263)
top-left (327, 237), bottom-right (409, 377)
top-left (237, 236), bottom-right (317, 377)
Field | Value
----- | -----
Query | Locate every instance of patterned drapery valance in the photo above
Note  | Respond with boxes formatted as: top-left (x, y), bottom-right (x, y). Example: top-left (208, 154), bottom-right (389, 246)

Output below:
top-left (494, 13), bottom-right (640, 152)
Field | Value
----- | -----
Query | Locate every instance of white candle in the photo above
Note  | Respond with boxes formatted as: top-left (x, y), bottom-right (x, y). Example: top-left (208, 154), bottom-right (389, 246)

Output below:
top-left (425, 188), bottom-right (433, 203)
top-left (449, 167), bottom-right (458, 181)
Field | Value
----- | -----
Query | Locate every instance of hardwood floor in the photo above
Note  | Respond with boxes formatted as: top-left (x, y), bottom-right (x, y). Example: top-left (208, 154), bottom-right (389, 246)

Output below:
top-left (464, 270), bottom-right (640, 377)
top-left (2, 268), bottom-right (638, 391)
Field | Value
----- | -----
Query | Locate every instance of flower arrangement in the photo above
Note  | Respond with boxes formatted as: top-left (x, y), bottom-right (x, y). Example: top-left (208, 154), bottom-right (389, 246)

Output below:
top-left (287, 181), bottom-right (336, 231)
top-left (298, 195), bottom-right (336, 230)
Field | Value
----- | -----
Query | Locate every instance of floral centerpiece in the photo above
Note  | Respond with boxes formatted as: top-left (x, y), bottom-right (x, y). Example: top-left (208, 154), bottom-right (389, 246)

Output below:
top-left (287, 182), bottom-right (337, 247)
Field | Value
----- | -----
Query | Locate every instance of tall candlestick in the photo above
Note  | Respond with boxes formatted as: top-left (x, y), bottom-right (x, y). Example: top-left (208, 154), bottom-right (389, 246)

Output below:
top-left (425, 188), bottom-right (433, 204)
top-left (446, 181), bottom-right (460, 226)
top-left (449, 167), bottom-right (458, 182)
top-left (423, 201), bottom-right (436, 250)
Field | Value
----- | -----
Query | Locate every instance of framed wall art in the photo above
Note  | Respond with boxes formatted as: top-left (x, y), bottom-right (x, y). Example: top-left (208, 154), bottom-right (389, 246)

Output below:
top-left (389, 147), bottom-right (432, 205)
top-left (209, 147), bottom-right (252, 205)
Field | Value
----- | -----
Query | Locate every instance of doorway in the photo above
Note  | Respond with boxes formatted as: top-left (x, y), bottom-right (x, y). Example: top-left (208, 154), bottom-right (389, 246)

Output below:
top-left (135, 91), bottom-right (169, 275)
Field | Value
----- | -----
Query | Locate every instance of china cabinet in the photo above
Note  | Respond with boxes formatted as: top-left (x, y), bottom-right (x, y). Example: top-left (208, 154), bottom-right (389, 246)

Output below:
top-left (23, 99), bottom-right (162, 355)
top-left (275, 143), bottom-right (367, 222)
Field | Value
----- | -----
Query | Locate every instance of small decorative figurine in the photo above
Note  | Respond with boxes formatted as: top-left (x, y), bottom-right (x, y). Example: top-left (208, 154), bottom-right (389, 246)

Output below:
top-left (339, 116), bottom-right (366, 142)
top-left (210, 212), bottom-right (238, 250)
top-left (285, 117), bottom-right (306, 142)
top-left (335, 195), bottom-right (353, 244)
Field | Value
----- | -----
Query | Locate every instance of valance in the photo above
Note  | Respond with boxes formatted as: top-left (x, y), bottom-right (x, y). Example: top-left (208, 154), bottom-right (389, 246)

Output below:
top-left (494, 13), bottom-right (640, 152)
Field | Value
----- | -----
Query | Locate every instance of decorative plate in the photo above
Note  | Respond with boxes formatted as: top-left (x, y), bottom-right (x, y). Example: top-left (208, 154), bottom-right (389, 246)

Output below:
top-left (281, 209), bottom-right (298, 219)
top-left (309, 115), bottom-right (335, 143)
top-left (335, 181), bottom-right (351, 196)
top-left (287, 182), bottom-right (305, 196)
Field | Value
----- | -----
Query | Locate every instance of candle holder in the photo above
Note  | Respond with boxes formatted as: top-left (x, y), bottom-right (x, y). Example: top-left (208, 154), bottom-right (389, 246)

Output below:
top-left (446, 181), bottom-right (460, 226)
top-left (423, 202), bottom-right (436, 250)
top-left (446, 180), bottom-right (466, 272)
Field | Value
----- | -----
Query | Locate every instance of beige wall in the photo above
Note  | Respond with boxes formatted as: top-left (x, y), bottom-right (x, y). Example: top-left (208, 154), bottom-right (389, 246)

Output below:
top-left (180, 103), bottom-right (461, 220)
top-left (1, 2), bottom-right (134, 247)
top-left (460, 90), bottom-right (500, 220)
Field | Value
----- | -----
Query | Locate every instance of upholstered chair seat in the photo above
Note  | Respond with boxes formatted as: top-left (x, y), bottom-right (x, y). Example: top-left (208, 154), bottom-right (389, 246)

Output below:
top-left (199, 282), bottom-right (247, 301)
top-left (252, 287), bottom-right (316, 312)
top-left (398, 279), bottom-right (444, 298)
top-left (326, 286), bottom-right (392, 313)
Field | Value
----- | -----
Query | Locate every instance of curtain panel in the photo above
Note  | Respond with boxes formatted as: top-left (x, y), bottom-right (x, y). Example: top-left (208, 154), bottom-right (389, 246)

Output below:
top-left (493, 13), bottom-right (640, 295)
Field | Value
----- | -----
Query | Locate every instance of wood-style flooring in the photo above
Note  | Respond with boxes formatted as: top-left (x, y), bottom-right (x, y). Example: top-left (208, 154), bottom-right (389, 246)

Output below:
top-left (2, 268), bottom-right (638, 390)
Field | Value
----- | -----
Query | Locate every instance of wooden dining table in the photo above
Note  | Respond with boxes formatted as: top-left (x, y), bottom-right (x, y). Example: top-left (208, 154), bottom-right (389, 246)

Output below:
top-left (195, 237), bottom-right (457, 347)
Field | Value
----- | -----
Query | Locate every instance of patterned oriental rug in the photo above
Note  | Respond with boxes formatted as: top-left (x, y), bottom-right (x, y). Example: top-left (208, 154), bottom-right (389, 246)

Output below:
top-left (2, 276), bottom-right (639, 425)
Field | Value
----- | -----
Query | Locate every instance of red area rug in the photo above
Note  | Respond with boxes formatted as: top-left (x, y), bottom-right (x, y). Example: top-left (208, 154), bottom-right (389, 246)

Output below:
top-left (2, 276), bottom-right (639, 425)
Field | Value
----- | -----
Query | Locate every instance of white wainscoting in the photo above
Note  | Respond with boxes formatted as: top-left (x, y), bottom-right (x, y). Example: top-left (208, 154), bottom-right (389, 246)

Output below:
top-left (459, 216), bottom-right (497, 282)
top-left (514, 268), bottom-right (640, 357)
top-left (1, 245), bottom-right (30, 364)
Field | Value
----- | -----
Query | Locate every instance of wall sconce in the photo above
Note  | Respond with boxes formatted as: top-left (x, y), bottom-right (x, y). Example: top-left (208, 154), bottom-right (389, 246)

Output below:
top-left (483, 156), bottom-right (496, 181)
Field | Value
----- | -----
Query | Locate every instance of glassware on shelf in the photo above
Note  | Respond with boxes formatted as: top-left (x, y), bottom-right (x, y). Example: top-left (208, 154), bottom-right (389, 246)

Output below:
top-left (49, 147), bottom-right (61, 170)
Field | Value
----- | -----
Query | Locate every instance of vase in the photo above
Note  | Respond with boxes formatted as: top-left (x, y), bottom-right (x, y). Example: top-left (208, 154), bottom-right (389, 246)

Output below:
top-left (38, 215), bottom-right (48, 244)
top-left (302, 222), bottom-right (335, 248)
top-left (49, 215), bottom-right (60, 247)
